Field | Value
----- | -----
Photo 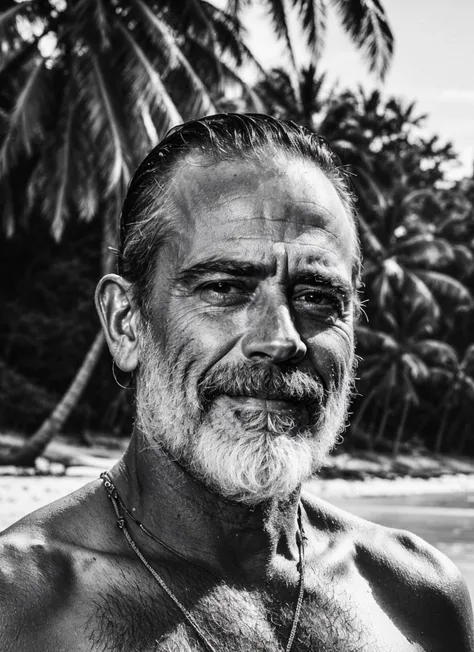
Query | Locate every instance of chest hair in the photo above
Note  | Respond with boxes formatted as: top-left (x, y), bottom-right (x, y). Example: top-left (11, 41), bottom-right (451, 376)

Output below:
top-left (84, 564), bottom-right (393, 652)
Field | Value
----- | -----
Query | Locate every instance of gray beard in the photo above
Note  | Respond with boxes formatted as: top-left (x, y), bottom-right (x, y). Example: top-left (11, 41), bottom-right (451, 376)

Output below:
top-left (135, 329), bottom-right (355, 505)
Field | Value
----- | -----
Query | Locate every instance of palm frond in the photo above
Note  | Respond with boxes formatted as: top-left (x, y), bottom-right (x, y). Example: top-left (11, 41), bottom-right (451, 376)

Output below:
top-left (461, 344), bottom-right (474, 378)
top-left (355, 324), bottom-right (398, 351)
top-left (183, 34), bottom-right (265, 111)
top-left (201, 1), bottom-right (252, 67)
top-left (255, 67), bottom-right (300, 116)
top-left (398, 187), bottom-right (436, 211)
top-left (414, 339), bottom-right (458, 369)
top-left (401, 352), bottom-right (428, 383)
top-left (395, 235), bottom-right (455, 270)
top-left (453, 244), bottom-right (474, 278)
top-left (414, 269), bottom-right (473, 310)
top-left (88, 52), bottom-right (133, 192)
top-left (0, 56), bottom-right (47, 176)
top-left (227, 0), bottom-right (253, 12)
top-left (95, 0), bottom-right (111, 50)
top-left (458, 375), bottom-right (474, 402)
top-left (51, 99), bottom-right (74, 240)
top-left (330, 0), bottom-right (394, 79)
top-left (0, 173), bottom-right (14, 236)
top-left (425, 366), bottom-right (453, 389)
top-left (402, 270), bottom-right (440, 331)
top-left (130, 0), bottom-right (216, 116)
top-left (263, 0), bottom-right (298, 72)
top-left (118, 22), bottom-right (183, 132)
top-left (358, 214), bottom-right (386, 262)
top-left (298, 0), bottom-right (326, 61)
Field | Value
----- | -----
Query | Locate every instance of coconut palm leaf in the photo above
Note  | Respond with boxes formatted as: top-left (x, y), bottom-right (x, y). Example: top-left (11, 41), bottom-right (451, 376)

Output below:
top-left (130, 0), bottom-right (216, 117)
top-left (460, 344), bottom-right (474, 378)
top-left (330, 0), bottom-right (393, 78)
top-left (414, 269), bottom-right (473, 309)
top-left (0, 172), bottom-right (14, 236)
top-left (355, 324), bottom-right (397, 350)
top-left (201, 1), bottom-right (256, 66)
top-left (51, 97), bottom-right (74, 239)
top-left (263, 0), bottom-right (298, 71)
top-left (412, 340), bottom-right (458, 369)
top-left (117, 22), bottom-right (183, 132)
top-left (453, 244), bottom-right (474, 277)
top-left (88, 52), bottom-right (133, 192)
top-left (183, 34), bottom-right (265, 111)
top-left (425, 366), bottom-right (453, 389)
top-left (0, 57), bottom-right (49, 175)
top-left (299, 0), bottom-right (327, 61)
top-left (395, 235), bottom-right (456, 269)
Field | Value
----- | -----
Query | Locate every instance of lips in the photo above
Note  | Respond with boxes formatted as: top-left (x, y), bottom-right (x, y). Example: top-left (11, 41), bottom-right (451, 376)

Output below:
top-left (220, 395), bottom-right (311, 419)
top-left (197, 362), bottom-right (326, 414)
top-left (220, 395), bottom-right (312, 426)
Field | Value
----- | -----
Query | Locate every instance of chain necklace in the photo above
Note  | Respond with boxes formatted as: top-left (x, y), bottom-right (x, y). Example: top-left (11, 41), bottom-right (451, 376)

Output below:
top-left (101, 472), bottom-right (306, 652)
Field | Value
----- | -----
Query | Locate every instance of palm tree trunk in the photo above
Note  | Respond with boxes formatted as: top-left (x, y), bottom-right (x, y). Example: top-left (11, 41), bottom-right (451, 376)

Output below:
top-left (0, 200), bottom-right (120, 467)
top-left (392, 399), bottom-right (410, 457)
top-left (434, 402), bottom-right (451, 454)
top-left (0, 331), bottom-right (105, 466)
top-left (375, 385), bottom-right (392, 443)
top-left (351, 387), bottom-right (378, 435)
top-left (456, 422), bottom-right (470, 454)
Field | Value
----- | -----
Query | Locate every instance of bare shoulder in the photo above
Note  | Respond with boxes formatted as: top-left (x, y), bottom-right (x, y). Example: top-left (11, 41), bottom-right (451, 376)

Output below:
top-left (302, 488), bottom-right (474, 651)
top-left (0, 523), bottom-right (73, 650)
top-left (0, 479), bottom-right (113, 651)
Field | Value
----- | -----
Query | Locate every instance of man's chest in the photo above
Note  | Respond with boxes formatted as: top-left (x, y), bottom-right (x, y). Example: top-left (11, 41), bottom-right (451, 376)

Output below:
top-left (71, 569), bottom-right (424, 652)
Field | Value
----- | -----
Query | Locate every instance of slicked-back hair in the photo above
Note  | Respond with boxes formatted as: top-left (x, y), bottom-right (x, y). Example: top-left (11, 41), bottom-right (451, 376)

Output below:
top-left (118, 113), bottom-right (360, 316)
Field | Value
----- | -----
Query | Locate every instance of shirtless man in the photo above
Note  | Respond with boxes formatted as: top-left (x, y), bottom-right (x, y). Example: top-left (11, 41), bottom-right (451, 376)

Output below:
top-left (1, 114), bottom-right (472, 652)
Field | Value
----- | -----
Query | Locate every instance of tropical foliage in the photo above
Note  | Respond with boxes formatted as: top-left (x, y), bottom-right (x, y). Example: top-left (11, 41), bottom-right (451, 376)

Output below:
top-left (258, 77), bottom-right (474, 454)
top-left (2, 0), bottom-right (474, 461)
top-left (0, 0), bottom-right (395, 463)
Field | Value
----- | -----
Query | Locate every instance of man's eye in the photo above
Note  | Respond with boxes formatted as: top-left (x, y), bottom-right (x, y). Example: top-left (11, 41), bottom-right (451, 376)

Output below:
top-left (293, 290), bottom-right (343, 319)
top-left (199, 282), bottom-right (247, 305)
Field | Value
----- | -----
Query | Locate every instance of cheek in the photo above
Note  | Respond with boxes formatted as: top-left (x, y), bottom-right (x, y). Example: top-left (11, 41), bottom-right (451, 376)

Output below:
top-left (307, 328), bottom-right (354, 387)
top-left (157, 302), bottom-right (246, 373)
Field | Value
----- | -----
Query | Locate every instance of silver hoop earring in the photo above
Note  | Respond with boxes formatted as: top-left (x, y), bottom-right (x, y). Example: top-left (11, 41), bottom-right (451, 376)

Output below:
top-left (112, 360), bottom-right (131, 390)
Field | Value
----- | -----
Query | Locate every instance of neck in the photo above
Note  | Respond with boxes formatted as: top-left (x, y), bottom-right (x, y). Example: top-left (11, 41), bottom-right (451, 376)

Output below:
top-left (109, 429), bottom-right (303, 582)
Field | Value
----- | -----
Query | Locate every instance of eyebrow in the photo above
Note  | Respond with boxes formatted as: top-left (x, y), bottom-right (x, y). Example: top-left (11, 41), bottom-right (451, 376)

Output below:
top-left (176, 256), bottom-right (352, 295)
top-left (176, 258), bottom-right (269, 283)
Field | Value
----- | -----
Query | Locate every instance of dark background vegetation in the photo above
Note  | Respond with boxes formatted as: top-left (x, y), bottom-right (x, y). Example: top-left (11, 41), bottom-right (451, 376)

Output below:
top-left (1, 0), bottom-right (474, 463)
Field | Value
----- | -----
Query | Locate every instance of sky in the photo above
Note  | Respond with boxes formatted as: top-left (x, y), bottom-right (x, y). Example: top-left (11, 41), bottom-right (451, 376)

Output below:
top-left (239, 0), bottom-right (474, 180)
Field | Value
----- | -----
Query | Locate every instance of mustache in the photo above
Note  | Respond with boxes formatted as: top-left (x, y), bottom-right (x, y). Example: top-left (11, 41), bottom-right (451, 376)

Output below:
top-left (197, 362), bottom-right (326, 410)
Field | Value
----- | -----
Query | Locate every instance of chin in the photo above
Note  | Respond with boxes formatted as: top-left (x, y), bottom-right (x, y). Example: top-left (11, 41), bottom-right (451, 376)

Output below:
top-left (182, 401), bottom-right (337, 505)
top-left (136, 369), bottom-right (350, 505)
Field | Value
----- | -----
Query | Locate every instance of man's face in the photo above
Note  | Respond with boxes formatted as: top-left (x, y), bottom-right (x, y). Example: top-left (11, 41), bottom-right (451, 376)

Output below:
top-left (136, 154), bottom-right (357, 504)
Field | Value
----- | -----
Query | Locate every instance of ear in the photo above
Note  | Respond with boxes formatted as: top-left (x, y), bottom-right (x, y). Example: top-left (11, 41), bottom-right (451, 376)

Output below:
top-left (95, 274), bottom-right (142, 372)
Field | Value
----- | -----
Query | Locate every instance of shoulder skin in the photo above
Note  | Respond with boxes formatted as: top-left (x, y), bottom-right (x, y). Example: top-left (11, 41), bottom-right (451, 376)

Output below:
top-left (0, 521), bottom-right (76, 651)
top-left (0, 481), bottom-right (115, 652)
top-left (302, 488), bottom-right (474, 652)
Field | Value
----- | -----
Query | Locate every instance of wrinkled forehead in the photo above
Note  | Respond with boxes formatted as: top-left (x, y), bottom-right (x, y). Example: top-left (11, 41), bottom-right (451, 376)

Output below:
top-left (166, 154), bottom-right (357, 273)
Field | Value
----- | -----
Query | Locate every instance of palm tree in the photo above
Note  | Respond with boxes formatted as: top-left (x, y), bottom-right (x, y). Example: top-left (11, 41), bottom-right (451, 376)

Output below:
top-left (354, 300), bottom-right (457, 454)
top-left (427, 344), bottom-right (474, 454)
top-left (361, 183), bottom-right (473, 329)
top-left (0, 0), bottom-right (258, 464)
top-left (229, 0), bottom-right (394, 80)
top-left (255, 66), bottom-right (379, 216)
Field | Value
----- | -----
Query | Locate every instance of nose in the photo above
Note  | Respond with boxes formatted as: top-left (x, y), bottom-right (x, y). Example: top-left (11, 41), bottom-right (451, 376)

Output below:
top-left (241, 300), bottom-right (307, 364)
